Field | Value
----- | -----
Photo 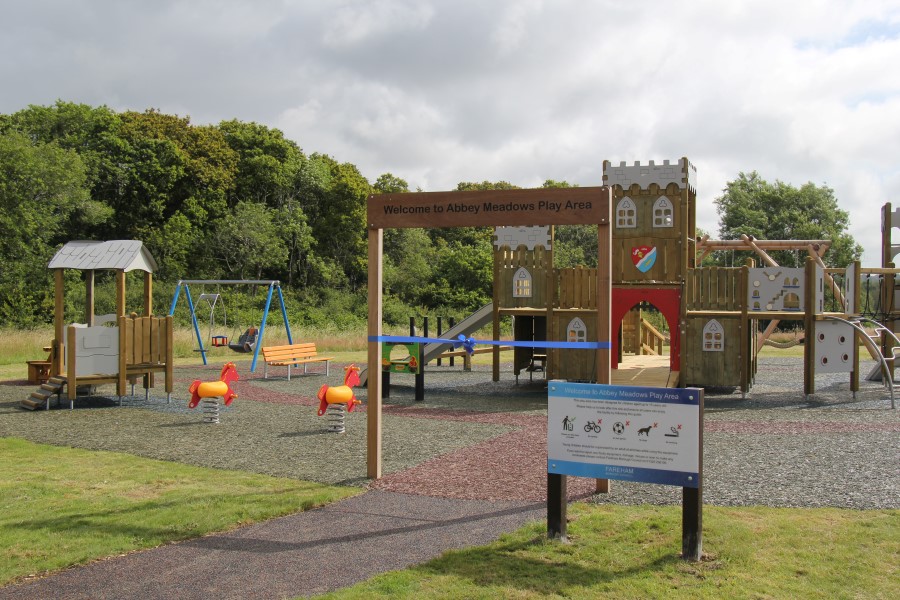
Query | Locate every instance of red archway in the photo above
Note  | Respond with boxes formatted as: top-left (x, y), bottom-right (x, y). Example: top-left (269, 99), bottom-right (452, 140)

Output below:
top-left (612, 287), bottom-right (681, 371)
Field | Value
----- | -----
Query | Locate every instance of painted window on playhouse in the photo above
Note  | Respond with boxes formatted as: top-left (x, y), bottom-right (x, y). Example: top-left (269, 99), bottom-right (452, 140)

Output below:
top-left (567, 317), bottom-right (587, 342)
top-left (652, 196), bottom-right (674, 228)
top-left (702, 319), bottom-right (724, 352)
top-left (512, 267), bottom-right (533, 298)
top-left (616, 197), bottom-right (637, 228)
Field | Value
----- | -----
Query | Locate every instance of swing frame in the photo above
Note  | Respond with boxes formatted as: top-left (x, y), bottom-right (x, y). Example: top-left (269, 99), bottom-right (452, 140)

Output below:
top-left (168, 280), bottom-right (293, 372)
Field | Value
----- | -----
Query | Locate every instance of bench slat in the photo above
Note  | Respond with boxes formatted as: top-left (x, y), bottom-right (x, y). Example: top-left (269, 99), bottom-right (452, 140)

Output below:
top-left (261, 343), bottom-right (333, 380)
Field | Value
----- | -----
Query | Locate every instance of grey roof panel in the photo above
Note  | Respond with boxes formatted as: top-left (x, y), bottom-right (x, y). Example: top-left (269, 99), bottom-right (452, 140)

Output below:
top-left (48, 240), bottom-right (158, 273)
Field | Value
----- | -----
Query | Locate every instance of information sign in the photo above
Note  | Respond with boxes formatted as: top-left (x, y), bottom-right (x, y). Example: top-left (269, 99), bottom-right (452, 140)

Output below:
top-left (548, 381), bottom-right (701, 487)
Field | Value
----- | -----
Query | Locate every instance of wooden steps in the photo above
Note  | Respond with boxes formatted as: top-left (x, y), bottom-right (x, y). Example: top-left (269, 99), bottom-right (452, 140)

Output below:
top-left (22, 376), bottom-right (66, 410)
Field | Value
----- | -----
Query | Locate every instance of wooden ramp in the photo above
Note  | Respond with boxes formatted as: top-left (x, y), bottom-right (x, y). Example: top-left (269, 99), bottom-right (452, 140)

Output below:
top-left (611, 354), bottom-right (677, 388)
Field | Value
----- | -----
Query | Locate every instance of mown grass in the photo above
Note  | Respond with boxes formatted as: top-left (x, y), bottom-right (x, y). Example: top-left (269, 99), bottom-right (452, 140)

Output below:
top-left (0, 437), bottom-right (358, 586)
top-left (318, 503), bottom-right (900, 600)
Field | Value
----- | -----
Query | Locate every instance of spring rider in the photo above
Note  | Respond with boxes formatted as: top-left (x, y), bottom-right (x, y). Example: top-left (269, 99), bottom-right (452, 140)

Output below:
top-left (317, 364), bottom-right (361, 433)
top-left (188, 362), bottom-right (239, 423)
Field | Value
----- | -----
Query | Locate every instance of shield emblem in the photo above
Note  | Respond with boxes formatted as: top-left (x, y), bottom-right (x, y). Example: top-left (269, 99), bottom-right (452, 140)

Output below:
top-left (632, 246), bottom-right (657, 273)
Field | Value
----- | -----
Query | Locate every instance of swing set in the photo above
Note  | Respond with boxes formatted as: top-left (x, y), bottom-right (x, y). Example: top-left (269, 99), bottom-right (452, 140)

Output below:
top-left (168, 279), bottom-right (293, 372)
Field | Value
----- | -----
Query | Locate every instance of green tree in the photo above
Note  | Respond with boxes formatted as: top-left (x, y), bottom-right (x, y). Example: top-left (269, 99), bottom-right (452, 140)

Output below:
top-left (715, 172), bottom-right (862, 267)
top-left (0, 132), bottom-right (95, 325)
top-left (301, 154), bottom-right (371, 289)
top-left (218, 119), bottom-right (304, 208)
top-left (2, 101), bottom-right (123, 240)
top-left (373, 173), bottom-right (409, 194)
top-left (213, 201), bottom-right (288, 280)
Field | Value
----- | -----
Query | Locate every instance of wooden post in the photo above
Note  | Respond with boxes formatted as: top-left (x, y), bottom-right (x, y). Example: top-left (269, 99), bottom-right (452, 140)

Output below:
top-left (165, 315), bottom-right (174, 394)
top-left (594, 188), bottom-right (613, 496)
top-left (144, 271), bottom-right (153, 316)
top-left (449, 317), bottom-right (456, 367)
top-left (115, 270), bottom-right (126, 317)
top-left (118, 315), bottom-right (128, 397)
top-left (682, 486), bottom-right (703, 560)
top-left (882, 203), bottom-right (893, 269)
top-left (67, 326), bottom-right (77, 402)
top-left (85, 270), bottom-right (95, 326)
top-left (804, 256), bottom-right (817, 397)
top-left (682, 389), bottom-right (704, 561)
top-left (740, 265), bottom-right (750, 395)
top-left (437, 317), bottom-right (443, 366)
top-left (547, 472), bottom-right (567, 540)
top-left (367, 227), bottom-right (384, 479)
top-left (53, 269), bottom-right (65, 376)
top-left (849, 260), bottom-right (860, 394)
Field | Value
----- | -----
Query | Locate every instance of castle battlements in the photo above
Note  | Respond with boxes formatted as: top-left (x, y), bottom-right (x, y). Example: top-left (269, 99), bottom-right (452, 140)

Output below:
top-left (603, 157), bottom-right (697, 193)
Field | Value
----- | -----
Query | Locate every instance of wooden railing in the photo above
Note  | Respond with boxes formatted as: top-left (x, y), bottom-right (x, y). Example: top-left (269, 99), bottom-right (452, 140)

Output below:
top-left (640, 318), bottom-right (667, 355)
top-left (555, 267), bottom-right (597, 309)
top-left (684, 267), bottom-right (745, 312)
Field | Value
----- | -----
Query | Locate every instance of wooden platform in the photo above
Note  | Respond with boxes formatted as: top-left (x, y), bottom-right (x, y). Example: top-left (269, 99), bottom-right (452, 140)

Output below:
top-left (611, 354), bottom-right (678, 388)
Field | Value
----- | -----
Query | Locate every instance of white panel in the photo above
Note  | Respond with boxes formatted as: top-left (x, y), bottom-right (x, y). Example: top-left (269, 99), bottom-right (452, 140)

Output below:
top-left (75, 326), bottom-right (119, 376)
top-left (493, 226), bottom-right (551, 250)
top-left (747, 268), bottom-right (805, 312)
top-left (814, 321), bottom-right (854, 374)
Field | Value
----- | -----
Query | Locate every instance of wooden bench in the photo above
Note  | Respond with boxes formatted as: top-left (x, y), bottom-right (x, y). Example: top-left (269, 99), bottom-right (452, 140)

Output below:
top-left (261, 343), bottom-right (335, 380)
top-left (27, 360), bottom-right (52, 384)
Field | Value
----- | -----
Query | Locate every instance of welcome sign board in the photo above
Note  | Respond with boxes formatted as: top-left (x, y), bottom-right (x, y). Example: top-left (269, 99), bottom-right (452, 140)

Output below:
top-left (548, 382), bottom-right (702, 487)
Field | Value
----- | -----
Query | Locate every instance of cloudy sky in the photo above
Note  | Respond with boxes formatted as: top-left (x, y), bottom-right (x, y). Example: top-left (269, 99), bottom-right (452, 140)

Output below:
top-left (2, 0), bottom-right (898, 264)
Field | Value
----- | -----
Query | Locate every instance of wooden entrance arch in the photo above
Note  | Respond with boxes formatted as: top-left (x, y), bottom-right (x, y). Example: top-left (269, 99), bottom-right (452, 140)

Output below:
top-left (366, 187), bottom-right (613, 478)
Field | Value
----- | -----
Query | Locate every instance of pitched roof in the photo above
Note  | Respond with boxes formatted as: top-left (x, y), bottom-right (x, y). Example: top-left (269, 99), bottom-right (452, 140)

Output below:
top-left (47, 240), bottom-right (158, 273)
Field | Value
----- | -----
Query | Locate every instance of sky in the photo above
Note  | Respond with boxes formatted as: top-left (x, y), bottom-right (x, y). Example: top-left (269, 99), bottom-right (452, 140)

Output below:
top-left (2, 0), bottom-right (899, 265)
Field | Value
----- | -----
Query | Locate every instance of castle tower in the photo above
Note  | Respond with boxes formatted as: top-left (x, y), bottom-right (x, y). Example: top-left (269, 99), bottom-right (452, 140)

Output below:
top-left (602, 158), bottom-right (698, 375)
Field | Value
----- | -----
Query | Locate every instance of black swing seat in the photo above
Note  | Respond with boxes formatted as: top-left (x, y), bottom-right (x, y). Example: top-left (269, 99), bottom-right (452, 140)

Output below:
top-left (229, 327), bottom-right (258, 353)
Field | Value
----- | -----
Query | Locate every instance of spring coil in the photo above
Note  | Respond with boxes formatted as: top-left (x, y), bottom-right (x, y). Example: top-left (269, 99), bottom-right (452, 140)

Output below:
top-left (202, 397), bottom-right (220, 424)
top-left (326, 404), bottom-right (346, 433)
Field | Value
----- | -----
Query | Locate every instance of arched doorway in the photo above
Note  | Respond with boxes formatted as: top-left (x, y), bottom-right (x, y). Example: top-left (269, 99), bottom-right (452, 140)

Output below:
top-left (611, 287), bottom-right (681, 371)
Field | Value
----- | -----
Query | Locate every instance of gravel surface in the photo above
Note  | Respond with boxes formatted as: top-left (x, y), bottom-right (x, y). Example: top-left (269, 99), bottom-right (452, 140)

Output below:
top-left (2, 358), bottom-right (897, 507)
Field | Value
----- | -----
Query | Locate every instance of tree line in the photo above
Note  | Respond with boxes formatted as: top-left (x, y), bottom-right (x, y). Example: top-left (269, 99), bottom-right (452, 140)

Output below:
top-left (0, 101), bottom-right (861, 329)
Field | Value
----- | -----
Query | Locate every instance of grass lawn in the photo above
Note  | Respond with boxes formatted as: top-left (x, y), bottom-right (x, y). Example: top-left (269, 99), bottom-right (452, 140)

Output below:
top-left (0, 437), bottom-right (358, 586)
top-left (318, 502), bottom-right (900, 599)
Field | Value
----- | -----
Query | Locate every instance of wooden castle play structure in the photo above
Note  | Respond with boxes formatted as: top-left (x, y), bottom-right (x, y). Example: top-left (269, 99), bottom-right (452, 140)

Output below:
top-left (491, 158), bottom-right (900, 405)
top-left (22, 240), bottom-right (174, 410)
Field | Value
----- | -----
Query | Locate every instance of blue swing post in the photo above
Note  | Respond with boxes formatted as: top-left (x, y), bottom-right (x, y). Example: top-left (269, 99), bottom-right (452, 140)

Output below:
top-left (250, 283), bottom-right (276, 372)
top-left (168, 281), bottom-right (208, 365)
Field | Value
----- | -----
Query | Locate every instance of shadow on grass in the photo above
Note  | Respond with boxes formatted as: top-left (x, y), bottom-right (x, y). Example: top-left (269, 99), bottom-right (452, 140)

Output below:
top-left (3, 488), bottom-right (335, 544)
top-left (412, 533), bottom-right (680, 595)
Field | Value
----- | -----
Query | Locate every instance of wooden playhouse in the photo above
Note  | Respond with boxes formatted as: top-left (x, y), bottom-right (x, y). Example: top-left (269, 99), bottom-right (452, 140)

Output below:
top-left (23, 240), bottom-right (174, 410)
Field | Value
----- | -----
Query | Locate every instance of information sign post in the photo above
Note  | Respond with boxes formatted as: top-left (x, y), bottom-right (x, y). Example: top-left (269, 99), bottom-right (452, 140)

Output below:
top-left (547, 382), bottom-right (703, 560)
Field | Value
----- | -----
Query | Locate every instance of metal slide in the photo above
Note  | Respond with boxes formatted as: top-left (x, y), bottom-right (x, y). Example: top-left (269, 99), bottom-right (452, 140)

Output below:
top-left (421, 302), bottom-right (494, 363)
top-left (358, 302), bottom-right (494, 385)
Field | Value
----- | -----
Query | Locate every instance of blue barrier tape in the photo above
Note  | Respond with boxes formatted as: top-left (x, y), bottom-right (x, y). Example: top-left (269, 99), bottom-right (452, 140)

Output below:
top-left (369, 335), bottom-right (611, 354)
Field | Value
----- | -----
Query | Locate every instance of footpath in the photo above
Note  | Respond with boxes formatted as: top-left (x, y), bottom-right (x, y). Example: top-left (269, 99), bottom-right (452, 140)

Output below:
top-left (0, 491), bottom-right (544, 600)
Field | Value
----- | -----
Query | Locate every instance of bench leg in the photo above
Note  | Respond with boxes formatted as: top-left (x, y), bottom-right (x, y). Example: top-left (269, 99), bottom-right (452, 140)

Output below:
top-left (325, 360), bottom-right (330, 377)
top-left (287, 364), bottom-right (291, 381)
top-left (264, 363), bottom-right (269, 379)
top-left (304, 363), bottom-right (308, 375)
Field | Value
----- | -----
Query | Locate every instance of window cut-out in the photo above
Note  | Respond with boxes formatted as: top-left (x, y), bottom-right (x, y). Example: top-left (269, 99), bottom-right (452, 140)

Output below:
top-left (513, 267), bottom-right (533, 298)
top-left (616, 197), bottom-right (637, 228)
top-left (702, 319), bottom-right (724, 352)
top-left (567, 317), bottom-right (587, 342)
top-left (652, 196), bottom-right (673, 228)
